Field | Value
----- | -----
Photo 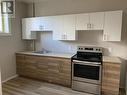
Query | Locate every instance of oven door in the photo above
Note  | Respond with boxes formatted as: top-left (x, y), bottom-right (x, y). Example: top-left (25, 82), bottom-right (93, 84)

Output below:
top-left (72, 60), bottom-right (102, 84)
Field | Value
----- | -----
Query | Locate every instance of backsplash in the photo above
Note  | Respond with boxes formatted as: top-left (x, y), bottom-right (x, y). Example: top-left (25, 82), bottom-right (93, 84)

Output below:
top-left (34, 30), bottom-right (127, 59)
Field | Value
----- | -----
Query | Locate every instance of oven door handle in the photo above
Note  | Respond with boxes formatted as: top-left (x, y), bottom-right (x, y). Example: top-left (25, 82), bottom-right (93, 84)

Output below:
top-left (72, 60), bottom-right (101, 66)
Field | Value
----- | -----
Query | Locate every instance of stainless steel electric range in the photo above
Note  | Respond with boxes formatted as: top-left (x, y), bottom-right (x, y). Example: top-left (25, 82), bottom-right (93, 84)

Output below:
top-left (71, 46), bottom-right (103, 95)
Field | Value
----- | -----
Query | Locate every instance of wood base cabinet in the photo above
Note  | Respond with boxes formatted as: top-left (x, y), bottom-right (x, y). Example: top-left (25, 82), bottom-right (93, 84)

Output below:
top-left (16, 54), bottom-right (71, 87)
top-left (102, 62), bottom-right (121, 95)
top-left (16, 55), bottom-right (39, 79)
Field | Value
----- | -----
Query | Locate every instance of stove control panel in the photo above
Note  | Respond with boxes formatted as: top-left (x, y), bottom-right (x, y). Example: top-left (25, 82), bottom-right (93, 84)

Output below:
top-left (78, 46), bottom-right (103, 53)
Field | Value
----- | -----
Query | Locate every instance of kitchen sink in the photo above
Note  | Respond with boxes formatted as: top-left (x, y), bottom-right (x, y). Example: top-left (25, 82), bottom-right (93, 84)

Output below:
top-left (33, 51), bottom-right (49, 54)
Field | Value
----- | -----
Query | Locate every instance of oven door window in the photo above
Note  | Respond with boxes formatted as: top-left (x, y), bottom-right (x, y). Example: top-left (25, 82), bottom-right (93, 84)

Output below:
top-left (74, 64), bottom-right (100, 80)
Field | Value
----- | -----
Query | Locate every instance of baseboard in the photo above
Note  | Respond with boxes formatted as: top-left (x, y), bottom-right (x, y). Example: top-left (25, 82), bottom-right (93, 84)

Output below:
top-left (2, 74), bottom-right (18, 83)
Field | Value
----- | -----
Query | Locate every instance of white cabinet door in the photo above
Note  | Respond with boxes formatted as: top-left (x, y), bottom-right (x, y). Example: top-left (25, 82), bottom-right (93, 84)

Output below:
top-left (89, 12), bottom-right (104, 30)
top-left (103, 11), bottom-right (123, 41)
top-left (31, 18), bottom-right (42, 31)
top-left (24, 18), bottom-right (41, 32)
top-left (76, 12), bottom-right (104, 30)
top-left (63, 15), bottom-right (76, 40)
top-left (52, 16), bottom-right (64, 40)
top-left (53, 15), bottom-right (76, 40)
top-left (76, 14), bottom-right (89, 30)
top-left (39, 17), bottom-right (53, 31)
top-left (22, 18), bottom-right (37, 39)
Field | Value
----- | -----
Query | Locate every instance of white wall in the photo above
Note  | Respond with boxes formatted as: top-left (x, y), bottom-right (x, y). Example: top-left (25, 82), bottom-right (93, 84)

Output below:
top-left (27, 0), bottom-right (127, 89)
top-left (33, 0), bottom-right (127, 16)
top-left (0, 2), bottom-right (28, 82)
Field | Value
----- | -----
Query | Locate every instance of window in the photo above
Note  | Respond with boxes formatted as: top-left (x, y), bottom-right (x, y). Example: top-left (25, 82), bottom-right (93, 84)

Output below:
top-left (0, 4), bottom-right (11, 36)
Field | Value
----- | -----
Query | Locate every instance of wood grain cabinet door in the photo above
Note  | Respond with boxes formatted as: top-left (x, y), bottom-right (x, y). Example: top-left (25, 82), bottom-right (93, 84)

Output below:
top-left (16, 54), bottom-right (26, 75)
top-left (36, 57), bottom-right (48, 81)
top-left (47, 57), bottom-right (72, 87)
top-left (59, 59), bottom-right (71, 87)
top-left (102, 63), bottom-right (121, 95)
top-left (47, 57), bottom-right (61, 84)
top-left (23, 55), bottom-right (38, 79)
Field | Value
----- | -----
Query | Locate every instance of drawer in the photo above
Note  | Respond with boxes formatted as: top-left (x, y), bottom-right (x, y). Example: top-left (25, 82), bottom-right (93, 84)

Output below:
top-left (72, 81), bottom-right (101, 95)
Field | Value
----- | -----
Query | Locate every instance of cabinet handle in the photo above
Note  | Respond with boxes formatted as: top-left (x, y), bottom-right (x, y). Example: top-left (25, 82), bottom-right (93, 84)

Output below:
top-left (40, 26), bottom-right (43, 30)
top-left (62, 35), bottom-right (65, 40)
top-left (64, 35), bottom-right (67, 40)
top-left (62, 34), bottom-right (67, 40)
top-left (90, 24), bottom-right (93, 29)
top-left (87, 24), bottom-right (89, 29)
top-left (87, 23), bottom-right (91, 29)
top-left (103, 34), bottom-right (107, 41)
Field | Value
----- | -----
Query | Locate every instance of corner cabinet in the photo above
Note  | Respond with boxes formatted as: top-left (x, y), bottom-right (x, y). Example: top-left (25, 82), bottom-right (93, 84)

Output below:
top-left (22, 17), bottom-right (53, 40)
top-left (16, 54), bottom-right (71, 87)
top-left (102, 62), bottom-right (121, 95)
top-left (52, 15), bottom-right (77, 40)
top-left (103, 11), bottom-right (123, 41)
top-left (22, 18), bottom-right (37, 39)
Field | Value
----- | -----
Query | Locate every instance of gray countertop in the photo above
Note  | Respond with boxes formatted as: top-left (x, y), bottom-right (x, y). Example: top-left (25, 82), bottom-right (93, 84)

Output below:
top-left (16, 51), bottom-right (122, 63)
top-left (103, 56), bottom-right (122, 64)
top-left (16, 51), bottom-right (75, 59)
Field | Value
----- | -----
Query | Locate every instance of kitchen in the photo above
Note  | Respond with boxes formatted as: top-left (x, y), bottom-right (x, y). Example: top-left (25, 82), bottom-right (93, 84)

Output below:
top-left (0, 0), bottom-right (127, 95)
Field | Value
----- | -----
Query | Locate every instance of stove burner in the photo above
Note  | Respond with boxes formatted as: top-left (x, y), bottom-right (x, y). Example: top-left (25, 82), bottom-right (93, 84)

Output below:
top-left (72, 46), bottom-right (103, 63)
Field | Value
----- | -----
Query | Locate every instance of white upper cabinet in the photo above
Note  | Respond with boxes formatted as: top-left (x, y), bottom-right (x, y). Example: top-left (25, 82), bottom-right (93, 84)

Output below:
top-left (103, 10), bottom-right (123, 41)
top-left (76, 12), bottom-right (104, 30)
top-left (52, 15), bottom-right (76, 40)
top-left (76, 14), bottom-right (89, 30)
top-left (89, 12), bottom-right (104, 30)
top-left (22, 10), bottom-right (123, 41)
top-left (39, 17), bottom-right (53, 31)
top-left (63, 15), bottom-right (76, 40)
top-left (22, 17), bottom-right (53, 40)
top-left (52, 16), bottom-right (63, 40)
top-left (22, 18), bottom-right (37, 40)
